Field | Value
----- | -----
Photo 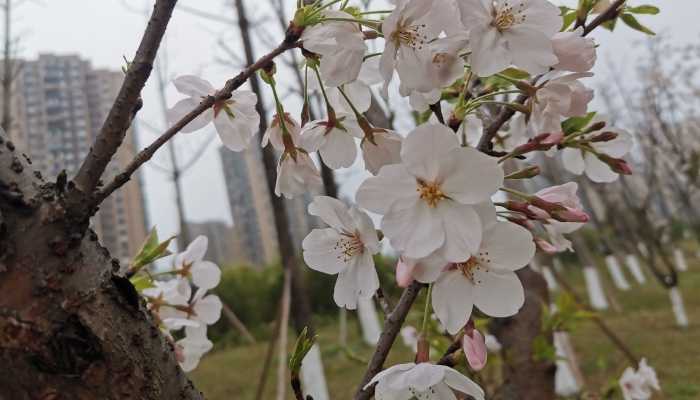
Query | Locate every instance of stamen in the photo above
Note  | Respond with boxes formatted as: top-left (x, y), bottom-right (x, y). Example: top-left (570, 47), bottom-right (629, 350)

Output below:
top-left (333, 232), bottom-right (364, 263)
top-left (392, 21), bottom-right (428, 50)
top-left (416, 179), bottom-right (446, 207)
top-left (492, 1), bottom-right (526, 31)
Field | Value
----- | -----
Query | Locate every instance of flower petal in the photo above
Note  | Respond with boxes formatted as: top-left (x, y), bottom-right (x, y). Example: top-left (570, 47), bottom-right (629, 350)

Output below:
top-left (302, 228), bottom-right (349, 275)
top-left (473, 269), bottom-right (524, 317)
top-left (441, 147), bottom-right (504, 204)
top-left (383, 198), bottom-right (445, 259)
top-left (480, 221), bottom-right (535, 271)
top-left (432, 269), bottom-right (475, 334)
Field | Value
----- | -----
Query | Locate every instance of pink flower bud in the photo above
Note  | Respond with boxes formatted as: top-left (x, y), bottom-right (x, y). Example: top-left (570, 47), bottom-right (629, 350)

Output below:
top-left (395, 258), bottom-right (416, 288)
top-left (535, 237), bottom-right (558, 254)
top-left (541, 132), bottom-right (564, 145)
top-left (553, 208), bottom-right (590, 223)
top-left (590, 131), bottom-right (618, 142)
top-left (463, 328), bottom-right (488, 371)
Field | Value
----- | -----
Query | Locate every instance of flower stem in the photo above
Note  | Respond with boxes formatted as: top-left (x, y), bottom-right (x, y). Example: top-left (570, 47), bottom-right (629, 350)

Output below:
top-left (421, 283), bottom-right (433, 337)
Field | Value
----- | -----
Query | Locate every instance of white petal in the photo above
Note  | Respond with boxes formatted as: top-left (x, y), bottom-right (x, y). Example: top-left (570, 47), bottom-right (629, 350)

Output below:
top-left (437, 202), bottom-right (482, 262)
top-left (473, 269), bottom-right (524, 317)
top-left (584, 152), bottom-right (618, 183)
top-left (504, 27), bottom-right (558, 75)
top-left (193, 293), bottom-right (223, 325)
top-left (179, 235), bottom-right (208, 265)
top-left (320, 127), bottom-right (358, 169)
top-left (480, 221), bottom-right (535, 271)
top-left (469, 26), bottom-right (511, 77)
top-left (173, 75), bottom-right (214, 97)
top-left (302, 228), bottom-right (349, 275)
top-left (349, 206), bottom-right (380, 254)
top-left (355, 164), bottom-right (417, 214)
top-left (191, 261), bottom-right (221, 291)
top-left (442, 368), bottom-right (485, 399)
top-left (401, 124), bottom-right (460, 180)
top-left (432, 270), bottom-right (475, 334)
top-left (333, 252), bottom-right (379, 309)
top-left (383, 198), bottom-right (445, 259)
top-left (441, 147), bottom-right (504, 204)
top-left (168, 98), bottom-right (212, 133)
top-left (308, 196), bottom-right (356, 233)
top-left (561, 147), bottom-right (585, 175)
top-left (213, 107), bottom-right (259, 152)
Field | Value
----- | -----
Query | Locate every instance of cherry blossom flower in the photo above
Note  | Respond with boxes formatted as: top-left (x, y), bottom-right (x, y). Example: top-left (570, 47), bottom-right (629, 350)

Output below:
top-left (463, 327), bottom-right (488, 371)
top-left (176, 325), bottom-right (213, 372)
top-left (366, 362), bottom-right (485, 400)
top-left (619, 358), bottom-right (660, 400)
top-left (398, 33), bottom-right (469, 96)
top-left (431, 208), bottom-right (535, 334)
top-left (327, 58), bottom-right (383, 115)
top-left (356, 123), bottom-right (504, 261)
top-left (301, 114), bottom-right (364, 169)
top-left (143, 278), bottom-right (191, 316)
top-left (159, 288), bottom-right (223, 326)
top-left (361, 129), bottom-right (403, 175)
top-left (551, 27), bottom-right (597, 72)
top-left (302, 196), bottom-right (381, 309)
top-left (174, 236), bottom-right (221, 291)
top-left (379, 0), bottom-right (462, 93)
top-left (274, 150), bottom-right (323, 199)
top-left (459, 0), bottom-right (562, 76)
top-left (408, 88), bottom-right (442, 112)
top-left (529, 72), bottom-right (594, 134)
top-left (262, 113), bottom-right (301, 151)
top-left (562, 126), bottom-right (634, 183)
top-left (301, 10), bottom-right (367, 87)
top-left (167, 75), bottom-right (260, 151)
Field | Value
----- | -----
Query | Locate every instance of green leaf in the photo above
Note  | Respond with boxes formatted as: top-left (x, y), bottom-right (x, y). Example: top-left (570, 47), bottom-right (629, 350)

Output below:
top-left (620, 13), bottom-right (656, 35)
top-left (130, 274), bottom-right (153, 292)
top-left (130, 227), bottom-right (176, 273)
top-left (500, 67), bottom-right (531, 80)
top-left (562, 11), bottom-right (578, 30)
top-left (626, 5), bottom-right (660, 15)
top-left (289, 327), bottom-right (317, 374)
top-left (601, 17), bottom-right (617, 31)
top-left (562, 112), bottom-right (597, 135)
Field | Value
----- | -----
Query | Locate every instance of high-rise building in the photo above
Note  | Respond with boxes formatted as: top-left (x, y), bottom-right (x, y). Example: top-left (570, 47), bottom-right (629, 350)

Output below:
top-left (186, 220), bottom-right (240, 267)
top-left (220, 147), bottom-right (319, 268)
top-left (3, 54), bottom-right (148, 264)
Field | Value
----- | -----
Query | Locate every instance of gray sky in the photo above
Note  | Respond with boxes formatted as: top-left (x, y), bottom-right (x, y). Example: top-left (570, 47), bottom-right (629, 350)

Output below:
top-left (14, 0), bottom-right (700, 249)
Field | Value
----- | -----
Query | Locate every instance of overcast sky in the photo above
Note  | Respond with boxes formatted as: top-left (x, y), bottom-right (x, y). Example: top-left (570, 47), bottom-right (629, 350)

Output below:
top-left (13, 0), bottom-right (700, 250)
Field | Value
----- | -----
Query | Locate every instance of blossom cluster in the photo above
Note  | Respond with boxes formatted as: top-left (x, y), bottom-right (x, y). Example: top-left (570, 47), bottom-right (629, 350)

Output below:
top-left (161, 0), bottom-right (647, 394)
top-left (140, 236), bottom-right (223, 372)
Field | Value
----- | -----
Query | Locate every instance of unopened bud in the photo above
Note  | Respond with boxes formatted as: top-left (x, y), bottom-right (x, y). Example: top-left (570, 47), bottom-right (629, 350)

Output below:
top-left (395, 258), bottom-right (415, 288)
top-left (590, 131), bottom-right (618, 142)
top-left (584, 121), bottom-right (607, 133)
top-left (505, 165), bottom-right (541, 180)
top-left (599, 154), bottom-right (633, 175)
top-left (514, 80), bottom-right (537, 95)
top-left (507, 217), bottom-right (535, 230)
top-left (260, 62), bottom-right (277, 85)
top-left (462, 326), bottom-right (487, 371)
top-left (535, 238), bottom-right (558, 254)
top-left (415, 335), bottom-right (430, 363)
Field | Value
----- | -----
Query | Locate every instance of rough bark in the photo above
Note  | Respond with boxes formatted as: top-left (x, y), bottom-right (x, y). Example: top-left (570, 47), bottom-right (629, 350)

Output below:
top-left (0, 133), bottom-right (203, 399)
top-left (490, 267), bottom-right (556, 400)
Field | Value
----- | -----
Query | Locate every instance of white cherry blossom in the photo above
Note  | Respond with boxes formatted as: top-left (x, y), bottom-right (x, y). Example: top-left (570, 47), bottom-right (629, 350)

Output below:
top-left (176, 325), bottom-right (213, 372)
top-left (366, 362), bottom-right (485, 400)
top-left (301, 10), bottom-right (367, 87)
top-left (357, 123), bottom-right (504, 261)
top-left (459, 0), bottom-right (562, 76)
top-left (302, 196), bottom-right (380, 309)
top-left (261, 113), bottom-right (301, 151)
top-left (552, 27), bottom-right (597, 72)
top-left (619, 358), bottom-right (660, 400)
top-left (274, 150), bottom-right (323, 199)
top-left (143, 277), bottom-right (191, 316)
top-left (530, 72), bottom-right (594, 134)
top-left (562, 126), bottom-right (634, 183)
top-left (327, 57), bottom-right (383, 115)
top-left (167, 75), bottom-right (260, 151)
top-left (174, 236), bottom-right (221, 291)
top-left (301, 115), bottom-right (364, 169)
top-left (361, 129), bottom-right (403, 175)
top-left (379, 0), bottom-right (462, 94)
top-left (431, 208), bottom-right (535, 334)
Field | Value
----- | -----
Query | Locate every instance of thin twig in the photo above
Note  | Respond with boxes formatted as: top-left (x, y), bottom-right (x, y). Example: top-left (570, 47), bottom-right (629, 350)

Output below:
top-left (354, 281), bottom-right (424, 400)
top-left (94, 38), bottom-right (301, 205)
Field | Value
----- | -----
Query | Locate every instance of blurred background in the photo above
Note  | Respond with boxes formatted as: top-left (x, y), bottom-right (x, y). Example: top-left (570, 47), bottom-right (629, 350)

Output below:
top-left (2, 0), bottom-right (700, 399)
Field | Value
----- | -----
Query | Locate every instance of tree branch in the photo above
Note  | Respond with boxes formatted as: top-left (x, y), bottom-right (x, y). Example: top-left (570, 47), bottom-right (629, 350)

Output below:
top-left (94, 38), bottom-right (301, 206)
top-left (71, 0), bottom-right (178, 199)
top-left (354, 281), bottom-right (424, 400)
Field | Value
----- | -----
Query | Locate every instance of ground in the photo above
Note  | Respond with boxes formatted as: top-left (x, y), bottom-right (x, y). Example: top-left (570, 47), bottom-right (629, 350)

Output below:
top-left (191, 257), bottom-right (700, 399)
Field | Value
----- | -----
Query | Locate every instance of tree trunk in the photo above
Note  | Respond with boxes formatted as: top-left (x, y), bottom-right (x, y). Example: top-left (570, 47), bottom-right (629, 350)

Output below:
top-left (0, 133), bottom-right (202, 398)
top-left (490, 267), bottom-right (555, 400)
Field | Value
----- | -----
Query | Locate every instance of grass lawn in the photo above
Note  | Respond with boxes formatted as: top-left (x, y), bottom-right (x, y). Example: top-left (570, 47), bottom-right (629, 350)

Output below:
top-left (191, 257), bottom-right (700, 399)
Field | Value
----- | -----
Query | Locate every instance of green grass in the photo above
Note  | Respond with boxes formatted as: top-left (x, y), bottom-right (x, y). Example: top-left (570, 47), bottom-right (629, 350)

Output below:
top-left (192, 260), bottom-right (700, 399)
